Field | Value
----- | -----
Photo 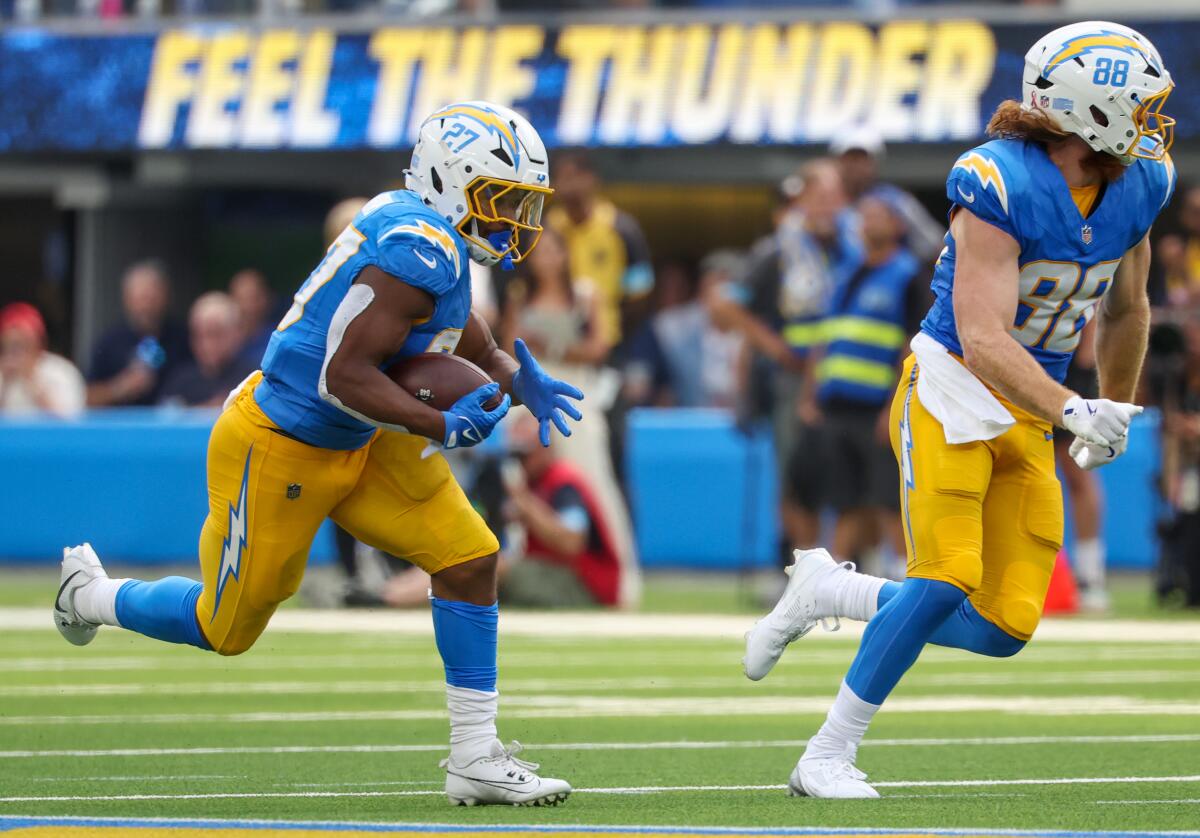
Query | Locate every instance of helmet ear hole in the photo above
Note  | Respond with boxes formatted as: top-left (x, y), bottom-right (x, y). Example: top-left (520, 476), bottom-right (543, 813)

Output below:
top-left (430, 168), bottom-right (443, 194)
top-left (1034, 76), bottom-right (1053, 89)
top-left (1088, 106), bottom-right (1110, 129)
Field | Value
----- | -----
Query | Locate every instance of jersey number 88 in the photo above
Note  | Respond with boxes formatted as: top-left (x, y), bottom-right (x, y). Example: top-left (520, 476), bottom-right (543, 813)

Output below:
top-left (1010, 259), bottom-right (1120, 353)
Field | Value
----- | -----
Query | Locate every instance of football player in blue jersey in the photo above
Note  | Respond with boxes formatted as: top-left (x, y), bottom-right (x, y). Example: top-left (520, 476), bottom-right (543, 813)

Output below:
top-left (744, 22), bottom-right (1176, 797)
top-left (52, 101), bottom-right (582, 807)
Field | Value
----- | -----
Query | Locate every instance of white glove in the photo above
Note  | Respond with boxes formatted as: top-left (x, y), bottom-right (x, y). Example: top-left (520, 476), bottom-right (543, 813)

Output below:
top-left (1061, 396), bottom-right (1142, 447)
top-left (1068, 434), bottom-right (1128, 471)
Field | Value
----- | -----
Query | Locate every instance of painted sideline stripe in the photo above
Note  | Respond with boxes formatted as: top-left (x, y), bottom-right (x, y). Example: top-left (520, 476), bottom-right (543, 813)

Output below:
top-left (4, 695), bottom-right (1200, 726)
top-left (1, 815), bottom-right (1198, 838)
top-left (8, 669), bottom-right (1200, 698)
top-left (2, 607), bottom-right (1199, 642)
top-left (3, 775), bottom-right (1200, 804)
top-left (4, 733), bottom-right (1199, 760)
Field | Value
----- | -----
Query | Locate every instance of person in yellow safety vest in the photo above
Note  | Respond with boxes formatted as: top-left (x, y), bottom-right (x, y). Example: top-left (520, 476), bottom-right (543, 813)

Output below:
top-left (799, 191), bottom-right (931, 573)
top-left (545, 151), bottom-right (655, 350)
top-left (710, 160), bottom-right (860, 555)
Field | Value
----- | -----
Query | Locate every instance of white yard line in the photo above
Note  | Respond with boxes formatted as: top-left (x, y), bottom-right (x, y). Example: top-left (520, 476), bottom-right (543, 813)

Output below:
top-left (1096, 800), bottom-right (1200, 805)
top-left (4, 694), bottom-right (1200, 726)
top-left (3, 732), bottom-right (1199, 760)
top-left (2, 607), bottom-right (1199, 642)
top-left (3, 815), bottom-right (1199, 838)
top-left (7, 669), bottom-right (1200, 699)
top-left (3, 775), bottom-right (1200, 803)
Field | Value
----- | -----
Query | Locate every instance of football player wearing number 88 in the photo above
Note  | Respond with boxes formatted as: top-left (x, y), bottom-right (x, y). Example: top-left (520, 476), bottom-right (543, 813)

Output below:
top-left (743, 22), bottom-right (1176, 798)
top-left (52, 101), bottom-right (580, 807)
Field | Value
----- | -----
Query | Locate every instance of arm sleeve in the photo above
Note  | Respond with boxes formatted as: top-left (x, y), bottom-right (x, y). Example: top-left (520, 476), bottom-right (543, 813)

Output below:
top-left (375, 225), bottom-right (459, 298)
top-left (945, 149), bottom-right (1020, 242)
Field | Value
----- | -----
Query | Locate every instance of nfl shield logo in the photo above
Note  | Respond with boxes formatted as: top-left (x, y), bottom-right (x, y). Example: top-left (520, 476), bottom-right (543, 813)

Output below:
top-left (286, 483), bottom-right (302, 500)
top-left (1081, 225), bottom-right (1093, 245)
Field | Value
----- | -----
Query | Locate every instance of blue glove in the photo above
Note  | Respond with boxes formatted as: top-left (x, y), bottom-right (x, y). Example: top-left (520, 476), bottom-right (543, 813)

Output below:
top-left (442, 382), bottom-right (511, 450)
top-left (511, 338), bottom-right (585, 447)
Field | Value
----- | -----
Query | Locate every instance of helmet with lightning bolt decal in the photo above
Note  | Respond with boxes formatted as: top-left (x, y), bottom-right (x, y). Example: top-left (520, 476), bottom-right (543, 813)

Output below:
top-left (405, 101), bottom-right (552, 270)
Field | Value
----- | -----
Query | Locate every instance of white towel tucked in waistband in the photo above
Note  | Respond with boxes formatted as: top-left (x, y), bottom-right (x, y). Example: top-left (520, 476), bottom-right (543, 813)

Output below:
top-left (909, 332), bottom-right (1015, 444)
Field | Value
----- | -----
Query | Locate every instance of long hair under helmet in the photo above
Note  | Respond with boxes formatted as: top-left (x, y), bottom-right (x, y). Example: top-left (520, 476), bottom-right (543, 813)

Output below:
top-left (405, 101), bottom-right (553, 270)
top-left (1021, 21), bottom-right (1174, 163)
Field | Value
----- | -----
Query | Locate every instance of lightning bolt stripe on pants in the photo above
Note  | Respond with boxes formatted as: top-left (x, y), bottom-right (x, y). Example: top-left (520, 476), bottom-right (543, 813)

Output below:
top-left (211, 446), bottom-right (253, 622)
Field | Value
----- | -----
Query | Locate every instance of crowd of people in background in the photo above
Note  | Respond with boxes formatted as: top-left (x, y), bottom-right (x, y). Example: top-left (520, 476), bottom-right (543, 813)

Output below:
top-left (4, 136), bottom-right (1200, 610)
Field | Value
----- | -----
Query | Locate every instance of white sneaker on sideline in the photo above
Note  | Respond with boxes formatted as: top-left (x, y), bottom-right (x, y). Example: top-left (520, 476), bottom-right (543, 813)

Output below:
top-left (53, 543), bottom-right (106, 647)
top-left (1079, 588), bottom-right (1110, 614)
top-left (743, 548), bottom-right (841, 681)
top-left (441, 740), bottom-right (571, 806)
top-left (789, 755), bottom-right (879, 799)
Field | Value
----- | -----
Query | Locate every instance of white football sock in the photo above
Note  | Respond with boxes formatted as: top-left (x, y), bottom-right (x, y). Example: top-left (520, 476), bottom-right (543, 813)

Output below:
top-left (73, 578), bottom-right (131, 627)
top-left (802, 680), bottom-right (880, 761)
top-left (446, 685), bottom-right (499, 765)
top-left (817, 567), bottom-right (888, 623)
top-left (1074, 538), bottom-right (1105, 591)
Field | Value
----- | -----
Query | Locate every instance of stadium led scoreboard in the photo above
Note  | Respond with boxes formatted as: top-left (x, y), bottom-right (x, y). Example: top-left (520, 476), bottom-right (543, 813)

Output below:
top-left (1, 17), bottom-right (1197, 152)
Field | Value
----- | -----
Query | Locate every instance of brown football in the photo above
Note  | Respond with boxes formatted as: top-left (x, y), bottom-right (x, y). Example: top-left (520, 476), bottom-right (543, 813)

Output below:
top-left (385, 352), bottom-right (502, 412)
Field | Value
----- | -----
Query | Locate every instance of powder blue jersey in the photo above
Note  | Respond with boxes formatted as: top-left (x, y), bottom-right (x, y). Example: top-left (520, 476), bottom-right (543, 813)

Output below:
top-left (921, 138), bottom-right (1175, 382)
top-left (255, 190), bottom-right (474, 450)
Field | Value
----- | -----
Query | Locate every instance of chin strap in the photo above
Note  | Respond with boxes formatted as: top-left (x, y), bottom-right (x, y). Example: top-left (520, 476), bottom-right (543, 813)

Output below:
top-left (486, 231), bottom-right (516, 271)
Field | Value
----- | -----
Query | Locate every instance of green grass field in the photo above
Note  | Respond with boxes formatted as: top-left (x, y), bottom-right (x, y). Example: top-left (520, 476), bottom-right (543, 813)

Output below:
top-left (1, 569), bottom-right (1198, 836)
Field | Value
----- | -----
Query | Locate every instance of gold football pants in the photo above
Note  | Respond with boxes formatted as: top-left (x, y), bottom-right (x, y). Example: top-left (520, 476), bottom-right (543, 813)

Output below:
top-left (195, 374), bottom-right (498, 655)
top-left (890, 354), bottom-right (1063, 641)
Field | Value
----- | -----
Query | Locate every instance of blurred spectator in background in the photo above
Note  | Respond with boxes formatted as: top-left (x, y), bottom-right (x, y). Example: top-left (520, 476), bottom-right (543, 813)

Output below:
top-left (228, 268), bottom-right (277, 368)
top-left (713, 160), bottom-right (857, 552)
top-left (830, 125), bottom-right (946, 265)
top-left (801, 192), bottom-right (927, 575)
top-left (638, 252), bottom-right (745, 408)
top-left (1157, 186), bottom-right (1200, 308)
top-left (0, 302), bottom-right (85, 418)
top-left (158, 292), bottom-right (255, 407)
top-left (1056, 320), bottom-right (1109, 611)
top-left (1155, 317), bottom-right (1200, 608)
top-left (499, 226), bottom-right (640, 606)
top-left (324, 197), bottom-right (369, 247)
top-left (498, 413), bottom-right (622, 608)
top-left (546, 151), bottom-right (654, 350)
top-left (86, 260), bottom-right (190, 407)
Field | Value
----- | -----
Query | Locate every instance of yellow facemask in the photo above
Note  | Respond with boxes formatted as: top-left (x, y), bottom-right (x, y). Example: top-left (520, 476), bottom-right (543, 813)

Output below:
top-left (1130, 84), bottom-right (1175, 161)
top-left (457, 176), bottom-right (554, 266)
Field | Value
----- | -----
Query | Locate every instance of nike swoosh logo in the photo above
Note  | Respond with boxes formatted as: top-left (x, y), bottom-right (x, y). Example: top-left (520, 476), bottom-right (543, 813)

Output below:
top-left (957, 186), bottom-right (975, 203)
top-left (55, 570), bottom-right (81, 614)
top-left (446, 771), bottom-right (539, 790)
top-left (415, 251), bottom-right (437, 270)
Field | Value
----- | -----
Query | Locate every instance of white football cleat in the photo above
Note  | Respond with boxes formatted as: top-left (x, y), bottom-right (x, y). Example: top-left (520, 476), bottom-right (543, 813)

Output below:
top-left (789, 755), bottom-right (880, 799)
top-left (743, 548), bottom-right (841, 681)
top-left (53, 543), bottom-right (106, 647)
top-left (441, 740), bottom-right (571, 807)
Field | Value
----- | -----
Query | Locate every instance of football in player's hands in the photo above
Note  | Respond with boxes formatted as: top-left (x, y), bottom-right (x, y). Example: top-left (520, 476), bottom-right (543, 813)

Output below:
top-left (385, 353), bottom-right (503, 411)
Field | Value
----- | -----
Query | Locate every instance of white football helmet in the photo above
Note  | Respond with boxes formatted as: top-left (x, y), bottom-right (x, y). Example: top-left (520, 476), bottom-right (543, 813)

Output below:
top-left (406, 101), bottom-right (552, 268)
top-left (1021, 21), bottom-right (1174, 162)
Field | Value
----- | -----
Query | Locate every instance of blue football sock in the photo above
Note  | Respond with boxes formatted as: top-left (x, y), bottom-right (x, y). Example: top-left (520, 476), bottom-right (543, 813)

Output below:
top-left (115, 577), bottom-right (211, 651)
top-left (431, 597), bottom-right (498, 692)
top-left (846, 577), bottom-right (966, 704)
top-left (876, 581), bottom-right (1025, 658)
